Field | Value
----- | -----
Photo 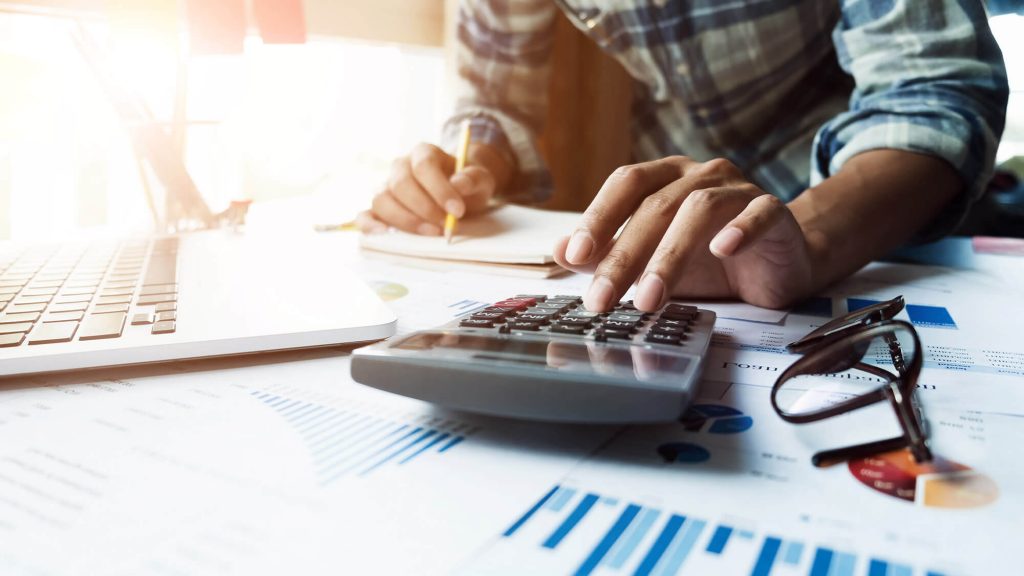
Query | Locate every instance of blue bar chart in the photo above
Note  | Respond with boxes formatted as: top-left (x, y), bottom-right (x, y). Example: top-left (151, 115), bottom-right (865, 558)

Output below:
top-left (250, 391), bottom-right (469, 485)
top-left (846, 298), bottom-right (957, 329)
top-left (498, 484), bottom-right (947, 576)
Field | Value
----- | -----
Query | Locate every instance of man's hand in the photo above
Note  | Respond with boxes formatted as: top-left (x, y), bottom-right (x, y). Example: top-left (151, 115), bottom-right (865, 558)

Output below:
top-left (553, 156), bottom-right (814, 312)
top-left (358, 142), bottom-right (510, 235)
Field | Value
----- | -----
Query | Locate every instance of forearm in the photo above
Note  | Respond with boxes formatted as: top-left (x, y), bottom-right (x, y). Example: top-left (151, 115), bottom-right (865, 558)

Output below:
top-left (789, 149), bottom-right (961, 289)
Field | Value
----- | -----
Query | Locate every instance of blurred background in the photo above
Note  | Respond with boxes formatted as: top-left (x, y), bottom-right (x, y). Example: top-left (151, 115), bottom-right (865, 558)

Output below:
top-left (0, 0), bottom-right (1020, 242)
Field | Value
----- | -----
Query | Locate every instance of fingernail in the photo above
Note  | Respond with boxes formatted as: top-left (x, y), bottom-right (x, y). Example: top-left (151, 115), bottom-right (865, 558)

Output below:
top-left (565, 229), bottom-right (595, 264)
top-left (418, 223), bottom-right (442, 236)
top-left (710, 227), bottom-right (744, 257)
top-left (585, 276), bottom-right (615, 312)
top-left (444, 199), bottom-right (464, 218)
top-left (635, 272), bottom-right (665, 311)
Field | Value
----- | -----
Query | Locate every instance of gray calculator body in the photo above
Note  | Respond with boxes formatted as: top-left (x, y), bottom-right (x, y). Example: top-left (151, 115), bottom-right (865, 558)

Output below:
top-left (351, 296), bottom-right (716, 423)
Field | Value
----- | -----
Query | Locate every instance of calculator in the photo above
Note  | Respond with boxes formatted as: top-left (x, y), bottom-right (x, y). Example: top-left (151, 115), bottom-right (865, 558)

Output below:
top-left (350, 295), bottom-right (716, 423)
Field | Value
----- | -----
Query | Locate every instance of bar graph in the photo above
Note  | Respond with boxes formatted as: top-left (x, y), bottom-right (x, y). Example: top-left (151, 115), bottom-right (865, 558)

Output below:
top-left (448, 298), bottom-right (491, 317)
top-left (846, 298), bottom-right (957, 329)
top-left (250, 391), bottom-right (470, 485)
top-left (497, 484), bottom-right (950, 576)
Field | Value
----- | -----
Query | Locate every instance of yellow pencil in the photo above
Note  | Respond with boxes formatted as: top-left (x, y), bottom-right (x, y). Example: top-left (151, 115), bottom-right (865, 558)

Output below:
top-left (446, 119), bottom-right (472, 245)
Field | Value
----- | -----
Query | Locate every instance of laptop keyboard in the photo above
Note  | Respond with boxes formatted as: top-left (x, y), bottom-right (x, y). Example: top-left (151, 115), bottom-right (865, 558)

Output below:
top-left (0, 237), bottom-right (178, 347)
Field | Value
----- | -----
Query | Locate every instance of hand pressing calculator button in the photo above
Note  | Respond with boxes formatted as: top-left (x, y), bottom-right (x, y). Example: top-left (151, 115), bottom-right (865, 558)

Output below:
top-left (351, 295), bottom-right (716, 423)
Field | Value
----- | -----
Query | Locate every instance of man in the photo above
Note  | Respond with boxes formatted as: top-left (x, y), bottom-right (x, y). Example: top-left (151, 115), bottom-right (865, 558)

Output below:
top-left (358, 0), bottom-right (1008, 312)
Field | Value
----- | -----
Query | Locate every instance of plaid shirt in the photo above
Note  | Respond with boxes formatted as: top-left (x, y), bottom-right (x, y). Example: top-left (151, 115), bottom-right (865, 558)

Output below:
top-left (443, 0), bottom-right (1008, 238)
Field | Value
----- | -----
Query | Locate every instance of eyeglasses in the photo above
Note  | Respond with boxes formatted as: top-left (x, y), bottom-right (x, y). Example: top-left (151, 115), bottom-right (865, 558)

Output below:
top-left (771, 295), bottom-right (933, 467)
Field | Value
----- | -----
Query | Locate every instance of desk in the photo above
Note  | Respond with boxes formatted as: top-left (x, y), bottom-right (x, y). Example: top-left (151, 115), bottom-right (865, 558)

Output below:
top-left (0, 213), bottom-right (1020, 575)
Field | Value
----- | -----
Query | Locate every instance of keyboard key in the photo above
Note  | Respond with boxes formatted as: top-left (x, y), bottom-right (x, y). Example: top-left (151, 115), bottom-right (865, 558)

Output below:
top-left (66, 280), bottom-right (100, 288)
top-left (155, 311), bottom-right (176, 322)
top-left (95, 295), bottom-right (132, 306)
top-left (137, 294), bottom-right (176, 305)
top-left (78, 312), bottom-right (127, 340)
top-left (93, 303), bottom-right (130, 314)
top-left (0, 280), bottom-right (26, 288)
top-left (145, 250), bottom-right (178, 285)
top-left (60, 287), bottom-right (97, 296)
top-left (6, 303), bottom-right (46, 314)
top-left (0, 312), bottom-right (40, 324)
top-left (104, 280), bottom-right (137, 289)
top-left (139, 283), bottom-right (177, 296)
top-left (0, 333), bottom-right (25, 347)
top-left (151, 320), bottom-right (176, 334)
top-left (21, 287), bottom-right (59, 296)
top-left (99, 288), bottom-right (135, 297)
top-left (45, 311), bottom-right (84, 323)
top-left (0, 322), bottom-right (34, 334)
top-left (49, 302), bottom-right (89, 313)
top-left (28, 321), bottom-right (79, 344)
top-left (645, 332), bottom-right (682, 345)
top-left (14, 295), bottom-right (52, 305)
top-left (131, 313), bottom-right (154, 325)
top-left (55, 295), bottom-right (93, 304)
top-left (459, 319), bottom-right (494, 328)
top-left (28, 280), bottom-right (63, 289)
top-left (154, 302), bottom-right (177, 313)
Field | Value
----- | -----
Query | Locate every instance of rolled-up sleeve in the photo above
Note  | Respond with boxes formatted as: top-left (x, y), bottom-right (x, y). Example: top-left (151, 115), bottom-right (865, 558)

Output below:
top-left (441, 0), bottom-right (558, 203)
top-left (811, 0), bottom-right (1009, 239)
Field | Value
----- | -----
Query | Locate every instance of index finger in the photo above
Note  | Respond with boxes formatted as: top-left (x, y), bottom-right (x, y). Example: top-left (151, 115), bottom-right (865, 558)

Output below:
top-left (409, 143), bottom-right (464, 217)
top-left (564, 157), bottom-right (693, 266)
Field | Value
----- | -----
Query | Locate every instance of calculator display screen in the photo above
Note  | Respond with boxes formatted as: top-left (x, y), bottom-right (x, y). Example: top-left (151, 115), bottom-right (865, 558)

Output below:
top-left (394, 332), bottom-right (691, 382)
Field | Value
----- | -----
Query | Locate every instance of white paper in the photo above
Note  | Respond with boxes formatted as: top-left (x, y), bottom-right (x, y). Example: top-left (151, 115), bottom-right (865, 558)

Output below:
top-left (359, 205), bottom-right (581, 264)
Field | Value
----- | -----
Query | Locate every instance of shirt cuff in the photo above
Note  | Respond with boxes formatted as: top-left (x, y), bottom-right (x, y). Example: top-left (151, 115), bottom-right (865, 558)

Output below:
top-left (811, 111), bottom-right (997, 242)
top-left (442, 112), bottom-right (553, 204)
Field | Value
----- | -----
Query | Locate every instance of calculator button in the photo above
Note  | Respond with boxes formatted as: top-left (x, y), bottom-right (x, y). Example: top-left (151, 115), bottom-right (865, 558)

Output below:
top-left (603, 320), bottom-right (637, 331)
top-left (557, 317), bottom-right (593, 327)
top-left (608, 313), bottom-right (644, 323)
top-left (460, 319), bottom-right (494, 328)
top-left (554, 295), bottom-right (583, 302)
top-left (650, 325), bottom-right (686, 337)
top-left (514, 294), bottom-right (547, 302)
top-left (550, 324), bottom-right (587, 336)
top-left (615, 300), bottom-right (637, 310)
top-left (534, 302), bottom-right (569, 312)
top-left (564, 311), bottom-right (600, 320)
top-left (493, 300), bottom-right (531, 311)
top-left (471, 311), bottom-right (507, 321)
top-left (522, 308), bottom-right (559, 318)
top-left (595, 328), bottom-right (632, 340)
top-left (646, 332), bottom-right (683, 345)
top-left (654, 318), bottom-right (689, 328)
top-left (507, 320), bottom-right (542, 331)
top-left (483, 306), bottom-right (517, 315)
top-left (497, 297), bottom-right (536, 307)
top-left (518, 314), bottom-right (553, 324)
top-left (545, 298), bottom-right (579, 307)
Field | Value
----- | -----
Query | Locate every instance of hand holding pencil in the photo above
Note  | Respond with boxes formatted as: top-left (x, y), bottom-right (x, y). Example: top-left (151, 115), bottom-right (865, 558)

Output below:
top-left (358, 120), bottom-right (510, 237)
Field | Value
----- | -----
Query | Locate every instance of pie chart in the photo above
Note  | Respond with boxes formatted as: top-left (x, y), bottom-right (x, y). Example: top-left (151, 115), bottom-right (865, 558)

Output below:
top-left (680, 404), bottom-right (753, 434)
top-left (848, 449), bottom-right (998, 508)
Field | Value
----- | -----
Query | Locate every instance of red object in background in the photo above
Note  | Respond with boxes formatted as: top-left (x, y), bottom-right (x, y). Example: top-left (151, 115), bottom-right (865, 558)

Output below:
top-left (253, 0), bottom-right (307, 44)
top-left (185, 0), bottom-right (246, 54)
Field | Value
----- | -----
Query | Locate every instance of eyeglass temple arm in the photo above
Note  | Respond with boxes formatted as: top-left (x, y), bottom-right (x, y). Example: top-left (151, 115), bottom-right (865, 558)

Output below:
top-left (811, 436), bottom-right (908, 468)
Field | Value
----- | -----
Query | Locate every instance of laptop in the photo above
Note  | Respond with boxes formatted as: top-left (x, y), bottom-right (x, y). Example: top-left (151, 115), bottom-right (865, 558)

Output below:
top-left (0, 29), bottom-right (396, 376)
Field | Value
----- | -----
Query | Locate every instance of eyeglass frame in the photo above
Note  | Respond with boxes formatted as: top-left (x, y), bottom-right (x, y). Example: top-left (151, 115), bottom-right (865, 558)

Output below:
top-left (770, 295), bottom-right (933, 467)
